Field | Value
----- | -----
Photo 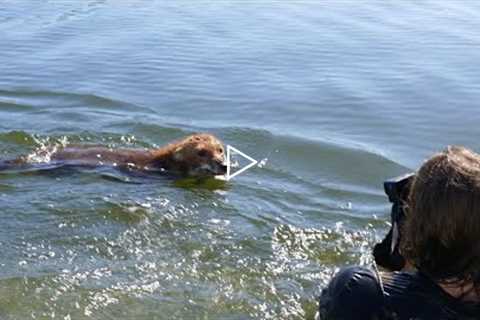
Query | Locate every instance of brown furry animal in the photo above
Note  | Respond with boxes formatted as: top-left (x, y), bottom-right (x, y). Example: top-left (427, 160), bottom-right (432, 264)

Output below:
top-left (5, 133), bottom-right (227, 177)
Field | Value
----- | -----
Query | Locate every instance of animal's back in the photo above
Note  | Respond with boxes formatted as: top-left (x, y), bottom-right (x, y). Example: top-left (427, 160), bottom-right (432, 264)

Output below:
top-left (0, 147), bottom-right (153, 171)
top-left (51, 147), bottom-right (152, 166)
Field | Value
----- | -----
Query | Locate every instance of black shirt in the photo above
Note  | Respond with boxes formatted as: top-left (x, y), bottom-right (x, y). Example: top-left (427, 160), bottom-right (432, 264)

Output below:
top-left (318, 266), bottom-right (480, 320)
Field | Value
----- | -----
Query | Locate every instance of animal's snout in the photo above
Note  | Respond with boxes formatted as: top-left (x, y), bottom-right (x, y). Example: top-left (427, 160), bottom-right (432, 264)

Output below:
top-left (218, 163), bottom-right (228, 175)
top-left (220, 164), bottom-right (227, 174)
top-left (215, 159), bottom-right (228, 175)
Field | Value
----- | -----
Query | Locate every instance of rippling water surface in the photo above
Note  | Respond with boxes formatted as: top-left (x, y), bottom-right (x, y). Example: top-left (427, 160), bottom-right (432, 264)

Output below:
top-left (1, 1), bottom-right (480, 319)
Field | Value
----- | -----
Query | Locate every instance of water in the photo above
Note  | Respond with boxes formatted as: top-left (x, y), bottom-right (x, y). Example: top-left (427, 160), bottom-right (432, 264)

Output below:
top-left (1, 1), bottom-right (480, 319)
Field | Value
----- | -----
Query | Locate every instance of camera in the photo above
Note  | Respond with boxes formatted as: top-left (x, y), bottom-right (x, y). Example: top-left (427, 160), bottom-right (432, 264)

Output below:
top-left (373, 173), bottom-right (415, 271)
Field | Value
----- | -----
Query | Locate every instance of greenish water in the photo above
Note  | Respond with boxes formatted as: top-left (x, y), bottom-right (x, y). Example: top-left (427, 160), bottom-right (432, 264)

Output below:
top-left (1, 1), bottom-right (480, 319)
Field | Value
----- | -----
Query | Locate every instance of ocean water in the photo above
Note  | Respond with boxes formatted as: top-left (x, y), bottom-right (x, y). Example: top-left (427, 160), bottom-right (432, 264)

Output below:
top-left (1, 1), bottom-right (480, 319)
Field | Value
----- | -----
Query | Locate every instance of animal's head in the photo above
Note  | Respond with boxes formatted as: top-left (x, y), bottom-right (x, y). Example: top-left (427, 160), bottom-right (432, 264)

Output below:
top-left (172, 133), bottom-right (227, 177)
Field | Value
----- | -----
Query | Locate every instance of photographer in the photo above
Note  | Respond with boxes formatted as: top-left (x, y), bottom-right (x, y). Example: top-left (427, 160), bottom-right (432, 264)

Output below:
top-left (318, 146), bottom-right (480, 319)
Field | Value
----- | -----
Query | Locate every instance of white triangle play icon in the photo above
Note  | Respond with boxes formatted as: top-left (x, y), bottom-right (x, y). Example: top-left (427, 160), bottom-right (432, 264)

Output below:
top-left (221, 145), bottom-right (258, 181)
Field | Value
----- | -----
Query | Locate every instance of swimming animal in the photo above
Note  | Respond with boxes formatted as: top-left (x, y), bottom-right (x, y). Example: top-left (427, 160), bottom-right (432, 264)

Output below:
top-left (2, 133), bottom-right (228, 177)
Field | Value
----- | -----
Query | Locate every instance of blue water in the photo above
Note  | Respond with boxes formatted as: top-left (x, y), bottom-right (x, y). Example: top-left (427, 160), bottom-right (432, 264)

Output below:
top-left (1, 1), bottom-right (480, 319)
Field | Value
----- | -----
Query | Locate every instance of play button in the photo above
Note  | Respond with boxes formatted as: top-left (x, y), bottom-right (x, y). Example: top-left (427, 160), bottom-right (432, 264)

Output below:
top-left (216, 145), bottom-right (258, 181)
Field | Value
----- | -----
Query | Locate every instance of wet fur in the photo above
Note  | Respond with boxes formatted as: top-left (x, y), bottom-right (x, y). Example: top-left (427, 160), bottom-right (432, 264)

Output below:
top-left (3, 133), bottom-right (227, 177)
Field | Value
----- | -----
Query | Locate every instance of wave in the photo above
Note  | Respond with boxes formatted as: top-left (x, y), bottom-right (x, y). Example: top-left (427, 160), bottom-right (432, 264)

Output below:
top-left (0, 88), bottom-right (151, 113)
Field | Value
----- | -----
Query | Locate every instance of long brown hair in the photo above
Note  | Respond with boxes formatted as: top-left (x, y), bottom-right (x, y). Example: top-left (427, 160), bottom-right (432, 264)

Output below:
top-left (402, 146), bottom-right (480, 290)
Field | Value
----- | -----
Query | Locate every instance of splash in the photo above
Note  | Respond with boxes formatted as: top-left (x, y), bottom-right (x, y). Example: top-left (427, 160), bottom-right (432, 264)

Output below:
top-left (25, 135), bottom-right (70, 164)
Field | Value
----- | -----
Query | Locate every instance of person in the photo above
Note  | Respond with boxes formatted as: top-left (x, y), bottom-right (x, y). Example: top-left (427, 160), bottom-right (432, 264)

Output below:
top-left (318, 146), bottom-right (480, 319)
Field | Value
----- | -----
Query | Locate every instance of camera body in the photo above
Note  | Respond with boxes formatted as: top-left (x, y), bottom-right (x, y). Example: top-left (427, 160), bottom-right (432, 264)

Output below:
top-left (373, 173), bottom-right (415, 271)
